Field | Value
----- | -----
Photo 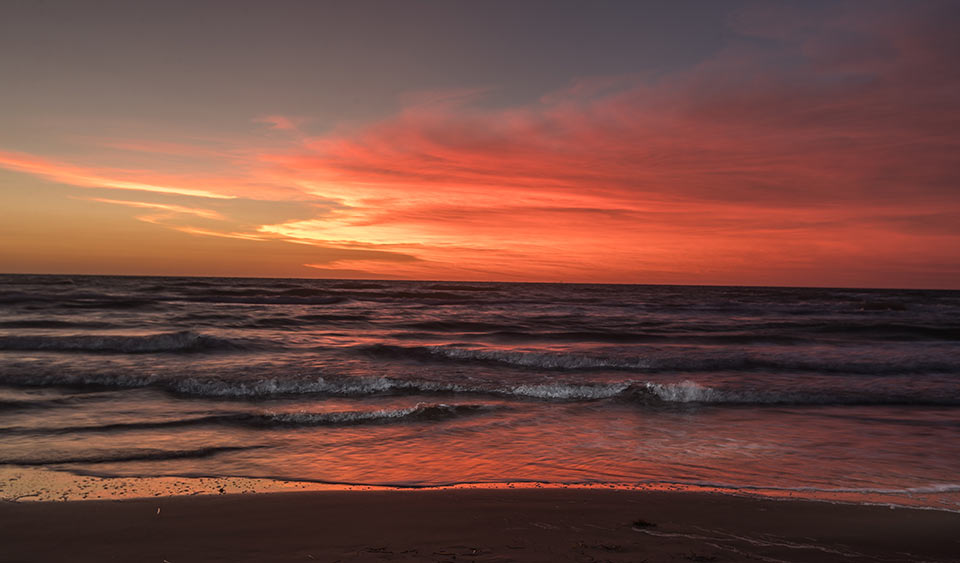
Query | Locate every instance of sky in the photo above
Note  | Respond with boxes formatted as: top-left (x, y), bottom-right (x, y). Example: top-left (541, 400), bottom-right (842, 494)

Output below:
top-left (1, 0), bottom-right (958, 288)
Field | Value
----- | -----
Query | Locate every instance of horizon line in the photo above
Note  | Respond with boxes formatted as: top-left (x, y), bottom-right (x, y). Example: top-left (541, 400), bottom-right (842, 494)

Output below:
top-left (1, 271), bottom-right (957, 293)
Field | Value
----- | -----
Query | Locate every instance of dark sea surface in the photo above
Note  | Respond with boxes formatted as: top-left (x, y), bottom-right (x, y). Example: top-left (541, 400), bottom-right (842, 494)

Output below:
top-left (1, 274), bottom-right (959, 509)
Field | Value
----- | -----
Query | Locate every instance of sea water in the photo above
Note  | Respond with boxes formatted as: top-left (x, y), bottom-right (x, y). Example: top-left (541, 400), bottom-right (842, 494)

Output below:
top-left (1, 275), bottom-right (958, 509)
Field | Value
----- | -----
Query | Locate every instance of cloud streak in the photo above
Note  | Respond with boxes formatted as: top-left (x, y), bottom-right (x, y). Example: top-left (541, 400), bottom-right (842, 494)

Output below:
top-left (0, 152), bottom-right (237, 200)
top-left (79, 197), bottom-right (225, 220)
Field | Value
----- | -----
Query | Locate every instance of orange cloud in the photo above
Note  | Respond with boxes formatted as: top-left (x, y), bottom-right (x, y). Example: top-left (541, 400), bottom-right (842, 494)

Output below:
top-left (244, 3), bottom-right (959, 285)
top-left (0, 151), bottom-right (236, 199)
top-left (2, 2), bottom-right (958, 287)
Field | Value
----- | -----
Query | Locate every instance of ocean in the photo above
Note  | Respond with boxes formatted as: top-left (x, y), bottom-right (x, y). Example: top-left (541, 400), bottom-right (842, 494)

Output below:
top-left (1, 274), bottom-right (958, 509)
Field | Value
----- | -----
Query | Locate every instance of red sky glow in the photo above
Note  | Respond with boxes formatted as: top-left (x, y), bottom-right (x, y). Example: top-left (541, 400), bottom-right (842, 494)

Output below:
top-left (1, 1), bottom-right (958, 288)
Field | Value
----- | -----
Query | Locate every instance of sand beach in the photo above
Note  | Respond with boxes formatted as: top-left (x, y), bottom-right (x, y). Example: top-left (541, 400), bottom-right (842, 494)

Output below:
top-left (3, 488), bottom-right (959, 562)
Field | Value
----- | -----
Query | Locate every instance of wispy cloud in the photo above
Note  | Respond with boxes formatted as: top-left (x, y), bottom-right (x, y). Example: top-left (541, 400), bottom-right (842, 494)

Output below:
top-left (0, 151), bottom-right (235, 199)
top-left (79, 197), bottom-right (225, 220)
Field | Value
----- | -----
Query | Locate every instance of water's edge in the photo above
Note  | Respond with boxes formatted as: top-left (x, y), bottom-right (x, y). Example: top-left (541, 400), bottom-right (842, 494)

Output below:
top-left (4, 466), bottom-right (958, 515)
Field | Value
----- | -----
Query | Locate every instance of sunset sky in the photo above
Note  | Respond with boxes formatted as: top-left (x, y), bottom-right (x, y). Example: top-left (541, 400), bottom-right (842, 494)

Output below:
top-left (1, 0), bottom-right (958, 288)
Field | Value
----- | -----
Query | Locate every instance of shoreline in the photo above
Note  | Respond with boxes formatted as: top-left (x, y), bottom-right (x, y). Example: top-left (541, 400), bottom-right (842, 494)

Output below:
top-left (3, 466), bottom-right (959, 514)
top-left (3, 488), bottom-right (959, 562)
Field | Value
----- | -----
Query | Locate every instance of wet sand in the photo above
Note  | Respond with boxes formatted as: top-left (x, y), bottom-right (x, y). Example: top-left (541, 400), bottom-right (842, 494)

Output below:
top-left (2, 489), bottom-right (959, 562)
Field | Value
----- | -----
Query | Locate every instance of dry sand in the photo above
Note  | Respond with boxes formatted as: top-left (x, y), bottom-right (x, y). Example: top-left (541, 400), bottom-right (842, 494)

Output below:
top-left (2, 489), bottom-right (959, 562)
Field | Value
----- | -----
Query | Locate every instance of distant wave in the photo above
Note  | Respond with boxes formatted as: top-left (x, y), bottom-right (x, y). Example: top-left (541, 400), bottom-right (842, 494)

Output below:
top-left (480, 330), bottom-right (812, 345)
top-left (0, 276), bottom-right (77, 286)
top-left (738, 320), bottom-right (960, 341)
top-left (0, 445), bottom-right (260, 466)
top-left (359, 344), bottom-right (651, 370)
top-left (399, 320), bottom-right (524, 332)
top-left (0, 292), bottom-right (161, 310)
top-left (353, 290), bottom-right (480, 302)
top-left (61, 298), bottom-right (159, 309)
top-left (0, 290), bottom-right (159, 307)
top-left (328, 281), bottom-right (389, 290)
top-left (356, 343), bottom-right (960, 374)
top-left (0, 331), bottom-right (246, 354)
top-left (180, 295), bottom-right (349, 305)
top-left (245, 313), bottom-right (371, 328)
top-left (388, 322), bottom-right (960, 344)
top-left (423, 284), bottom-right (502, 292)
top-left (0, 398), bottom-right (67, 412)
top-left (172, 312), bottom-right (249, 323)
top-left (0, 319), bottom-right (122, 330)
top-left (172, 287), bottom-right (489, 304)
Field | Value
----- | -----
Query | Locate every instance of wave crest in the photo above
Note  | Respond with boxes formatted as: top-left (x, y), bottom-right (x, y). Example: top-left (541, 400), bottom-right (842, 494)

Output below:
top-left (2, 403), bottom-right (494, 435)
top-left (262, 403), bottom-right (492, 426)
top-left (3, 367), bottom-right (958, 407)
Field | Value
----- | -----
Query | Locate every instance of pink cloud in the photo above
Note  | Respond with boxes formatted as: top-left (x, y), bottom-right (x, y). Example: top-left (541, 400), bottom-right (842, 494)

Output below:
top-left (247, 3), bottom-right (959, 285)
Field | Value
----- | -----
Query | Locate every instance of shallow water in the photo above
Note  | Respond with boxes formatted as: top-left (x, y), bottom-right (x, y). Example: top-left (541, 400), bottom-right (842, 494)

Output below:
top-left (1, 274), bottom-right (958, 508)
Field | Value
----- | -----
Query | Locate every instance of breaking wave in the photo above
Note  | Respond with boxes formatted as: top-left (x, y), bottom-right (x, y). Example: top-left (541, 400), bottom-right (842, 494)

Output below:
top-left (259, 403), bottom-right (492, 426)
top-left (0, 403), bottom-right (494, 435)
top-left (2, 369), bottom-right (957, 407)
